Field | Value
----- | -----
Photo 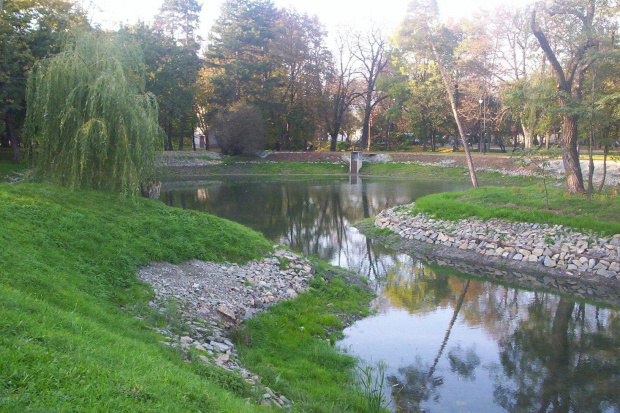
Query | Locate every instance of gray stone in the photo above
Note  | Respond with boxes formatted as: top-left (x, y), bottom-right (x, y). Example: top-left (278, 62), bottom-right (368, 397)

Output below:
top-left (543, 256), bottom-right (555, 267)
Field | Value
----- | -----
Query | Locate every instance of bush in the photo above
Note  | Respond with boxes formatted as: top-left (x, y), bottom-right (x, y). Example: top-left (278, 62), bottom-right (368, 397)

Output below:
top-left (213, 102), bottom-right (266, 156)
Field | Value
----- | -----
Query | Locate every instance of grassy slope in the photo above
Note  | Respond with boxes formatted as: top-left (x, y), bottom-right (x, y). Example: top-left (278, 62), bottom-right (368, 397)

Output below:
top-left (409, 186), bottom-right (620, 236)
top-left (1, 183), bottom-right (380, 412)
top-left (1, 183), bottom-right (274, 411)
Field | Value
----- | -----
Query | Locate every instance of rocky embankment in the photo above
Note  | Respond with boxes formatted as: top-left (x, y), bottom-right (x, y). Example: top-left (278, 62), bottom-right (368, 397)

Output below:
top-left (373, 206), bottom-right (620, 303)
top-left (137, 248), bottom-right (314, 409)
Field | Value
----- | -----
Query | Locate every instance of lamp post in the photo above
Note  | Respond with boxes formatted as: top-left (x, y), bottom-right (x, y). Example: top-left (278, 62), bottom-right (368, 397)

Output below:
top-left (478, 99), bottom-right (483, 153)
top-left (479, 98), bottom-right (486, 153)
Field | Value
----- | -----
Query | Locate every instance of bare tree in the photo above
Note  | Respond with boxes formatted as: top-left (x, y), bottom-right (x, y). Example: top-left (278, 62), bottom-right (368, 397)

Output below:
top-left (351, 27), bottom-right (390, 151)
top-left (324, 33), bottom-right (361, 151)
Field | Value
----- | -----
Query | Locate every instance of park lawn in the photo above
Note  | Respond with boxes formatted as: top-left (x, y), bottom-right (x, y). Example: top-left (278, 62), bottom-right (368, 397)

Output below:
top-left (361, 162), bottom-right (541, 186)
top-left (408, 185), bottom-right (620, 236)
top-left (0, 183), bottom-right (375, 412)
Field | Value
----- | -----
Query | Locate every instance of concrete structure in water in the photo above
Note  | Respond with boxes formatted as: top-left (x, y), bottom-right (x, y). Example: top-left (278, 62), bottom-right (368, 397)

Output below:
top-left (350, 151), bottom-right (362, 174)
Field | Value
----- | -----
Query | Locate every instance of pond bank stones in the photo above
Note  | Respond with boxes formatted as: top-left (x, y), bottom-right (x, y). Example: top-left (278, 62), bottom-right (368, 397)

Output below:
top-left (375, 205), bottom-right (620, 281)
top-left (137, 248), bottom-right (314, 409)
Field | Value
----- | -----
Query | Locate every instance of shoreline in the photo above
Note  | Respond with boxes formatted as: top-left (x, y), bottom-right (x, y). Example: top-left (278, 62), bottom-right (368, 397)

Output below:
top-left (360, 207), bottom-right (620, 306)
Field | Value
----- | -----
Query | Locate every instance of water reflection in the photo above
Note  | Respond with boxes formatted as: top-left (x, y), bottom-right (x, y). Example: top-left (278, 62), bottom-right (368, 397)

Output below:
top-left (161, 177), bottom-right (620, 413)
top-left (161, 177), bottom-right (462, 280)
top-left (343, 265), bottom-right (620, 412)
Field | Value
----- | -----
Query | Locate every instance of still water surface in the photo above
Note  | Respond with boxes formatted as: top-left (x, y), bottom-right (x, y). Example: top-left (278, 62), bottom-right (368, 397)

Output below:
top-left (162, 177), bottom-right (620, 413)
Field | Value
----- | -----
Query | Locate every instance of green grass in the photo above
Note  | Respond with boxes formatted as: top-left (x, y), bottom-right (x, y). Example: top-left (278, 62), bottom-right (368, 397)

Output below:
top-left (232, 262), bottom-right (382, 413)
top-left (0, 183), bottom-right (276, 411)
top-left (159, 161), bottom-right (350, 179)
top-left (160, 159), bottom-right (542, 187)
top-left (409, 186), bottom-right (620, 236)
top-left (0, 150), bottom-right (29, 183)
top-left (0, 183), bottom-right (381, 412)
top-left (361, 163), bottom-right (541, 186)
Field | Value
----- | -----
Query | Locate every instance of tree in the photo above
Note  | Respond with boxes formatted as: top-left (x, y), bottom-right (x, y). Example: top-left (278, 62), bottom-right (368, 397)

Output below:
top-left (271, 10), bottom-right (332, 150)
top-left (324, 32), bottom-right (361, 151)
top-left (153, 0), bottom-right (202, 151)
top-left (206, 0), bottom-right (280, 107)
top-left (25, 32), bottom-right (163, 195)
top-left (154, 0), bottom-right (202, 48)
top-left (0, 0), bottom-right (87, 161)
top-left (351, 27), bottom-right (390, 151)
top-left (398, 0), bottom-right (479, 188)
top-left (530, 0), bottom-right (606, 193)
top-left (391, 47), bottom-right (453, 152)
top-left (213, 102), bottom-right (266, 156)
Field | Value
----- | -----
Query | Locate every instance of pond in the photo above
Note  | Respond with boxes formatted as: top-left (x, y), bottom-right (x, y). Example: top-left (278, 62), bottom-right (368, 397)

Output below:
top-left (161, 177), bottom-right (620, 413)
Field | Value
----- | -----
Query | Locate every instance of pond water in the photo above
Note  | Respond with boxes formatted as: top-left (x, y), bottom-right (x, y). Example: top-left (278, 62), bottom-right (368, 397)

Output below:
top-left (161, 177), bottom-right (620, 413)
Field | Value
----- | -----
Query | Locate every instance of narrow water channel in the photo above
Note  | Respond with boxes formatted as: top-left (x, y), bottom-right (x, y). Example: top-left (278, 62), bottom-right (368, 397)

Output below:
top-left (161, 177), bottom-right (620, 413)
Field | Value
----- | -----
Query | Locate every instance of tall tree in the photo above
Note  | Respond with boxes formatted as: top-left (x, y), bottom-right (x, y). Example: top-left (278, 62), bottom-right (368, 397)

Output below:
top-left (206, 0), bottom-right (280, 107)
top-left (272, 10), bottom-right (332, 149)
top-left (398, 0), bottom-right (478, 187)
top-left (153, 0), bottom-right (202, 150)
top-left (324, 32), bottom-right (361, 151)
top-left (351, 27), bottom-right (390, 151)
top-left (0, 0), bottom-right (87, 161)
top-left (530, 0), bottom-right (603, 193)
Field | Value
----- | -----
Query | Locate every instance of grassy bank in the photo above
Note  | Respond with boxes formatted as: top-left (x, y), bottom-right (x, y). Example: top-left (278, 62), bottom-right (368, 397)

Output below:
top-left (0, 184), bottom-right (375, 411)
top-left (360, 163), bottom-right (541, 186)
top-left (407, 186), bottom-right (620, 236)
top-left (159, 159), bottom-right (542, 187)
top-left (159, 161), bottom-right (350, 180)
top-left (233, 262), bottom-right (376, 412)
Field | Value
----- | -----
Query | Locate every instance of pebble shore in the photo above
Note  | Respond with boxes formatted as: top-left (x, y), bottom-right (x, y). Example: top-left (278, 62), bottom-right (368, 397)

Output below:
top-left (375, 205), bottom-right (620, 281)
top-left (137, 248), bottom-right (314, 409)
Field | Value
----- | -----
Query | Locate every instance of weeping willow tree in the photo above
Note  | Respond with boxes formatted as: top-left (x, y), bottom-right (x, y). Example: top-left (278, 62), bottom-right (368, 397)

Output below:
top-left (25, 32), bottom-right (163, 195)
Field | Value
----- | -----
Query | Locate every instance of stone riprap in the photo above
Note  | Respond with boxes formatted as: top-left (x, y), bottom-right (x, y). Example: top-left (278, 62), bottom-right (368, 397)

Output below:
top-left (375, 205), bottom-right (620, 281)
top-left (137, 248), bottom-right (314, 409)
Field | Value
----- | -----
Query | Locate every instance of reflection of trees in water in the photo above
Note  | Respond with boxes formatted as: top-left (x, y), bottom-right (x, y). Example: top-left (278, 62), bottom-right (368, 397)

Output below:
top-left (161, 180), bottom-right (430, 279)
top-left (383, 263), bottom-right (452, 314)
top-left (492, 297), bottom-right (620, 412)
top-left (388, 281), bottom-right (472, 412)
top-left (382, 264), bottom-right (620, 412)
top-left (448, 344), bottom-right (481, 381)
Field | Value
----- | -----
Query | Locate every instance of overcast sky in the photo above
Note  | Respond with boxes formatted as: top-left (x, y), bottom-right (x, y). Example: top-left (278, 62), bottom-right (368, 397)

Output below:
top-left (84, 0), bottom-right (533, 43)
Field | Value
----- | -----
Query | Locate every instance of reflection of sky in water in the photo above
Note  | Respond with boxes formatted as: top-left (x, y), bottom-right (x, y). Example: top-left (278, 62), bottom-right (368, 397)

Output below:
top-left (161, 177), bottom-right (620, 413)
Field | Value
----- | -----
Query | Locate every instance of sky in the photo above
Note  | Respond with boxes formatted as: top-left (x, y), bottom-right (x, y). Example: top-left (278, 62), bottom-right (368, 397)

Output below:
top-left (83, 0), bottom-right (533, 44)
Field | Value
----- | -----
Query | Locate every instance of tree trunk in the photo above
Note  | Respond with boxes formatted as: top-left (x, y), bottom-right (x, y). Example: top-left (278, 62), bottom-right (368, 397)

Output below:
top-left (192, 126), bottom-right (197, 151)
top-left (521, 120), bottom-right (533, 149)
top-left (598, 145), bottom-right (608, 192)
top-left (178, 114), bottom-right (187, 151)
top-left (166, 118), bottom-right (173, 151)
top-left (422, 116), bottom-right (428, 152)
top-left (330, 131), bottom-right (338, 152)
top-left (562, 114), bottom-right (585, 193)
top-left (430, 40), bottom-right (478, 188)
top-left (6, 114), bottom-right (22, 162)
top-left (360, 99), bottom-right (372, 151)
